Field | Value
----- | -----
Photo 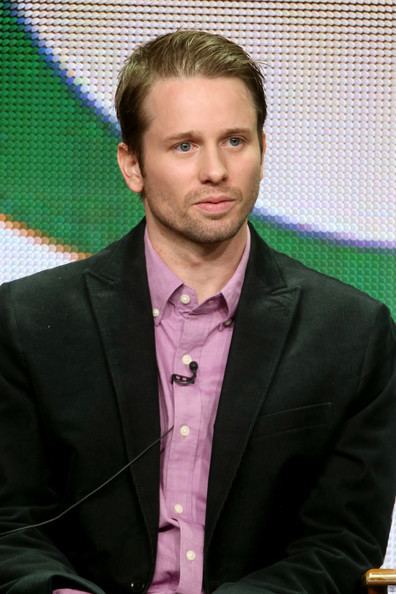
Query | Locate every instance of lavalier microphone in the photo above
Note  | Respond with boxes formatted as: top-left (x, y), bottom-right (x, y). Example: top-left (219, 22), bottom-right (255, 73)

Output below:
top-left (171, 360), bottom-right (198, 385)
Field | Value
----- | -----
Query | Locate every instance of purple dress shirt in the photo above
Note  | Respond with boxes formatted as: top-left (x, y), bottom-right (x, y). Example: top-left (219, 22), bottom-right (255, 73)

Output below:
top-left (53, 228), bottom-right (250, 594)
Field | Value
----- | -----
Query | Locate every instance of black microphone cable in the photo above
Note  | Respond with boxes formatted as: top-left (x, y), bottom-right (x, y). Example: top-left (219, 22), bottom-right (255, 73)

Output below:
top-left (0, 426), bottom-right (173, 538)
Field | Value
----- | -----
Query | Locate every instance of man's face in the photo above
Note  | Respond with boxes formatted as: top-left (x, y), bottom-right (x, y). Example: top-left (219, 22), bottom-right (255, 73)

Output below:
top-left (118, 76), bottom-right (265, 247)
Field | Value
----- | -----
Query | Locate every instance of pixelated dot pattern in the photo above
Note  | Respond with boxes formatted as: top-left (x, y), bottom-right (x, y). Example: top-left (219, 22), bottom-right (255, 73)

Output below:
top-left (0, 0), bottom-right (395, 571)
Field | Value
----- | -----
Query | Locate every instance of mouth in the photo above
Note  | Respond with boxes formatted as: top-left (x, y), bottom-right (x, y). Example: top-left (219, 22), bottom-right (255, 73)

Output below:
top-left (194, 195), bottom-right (236, 215)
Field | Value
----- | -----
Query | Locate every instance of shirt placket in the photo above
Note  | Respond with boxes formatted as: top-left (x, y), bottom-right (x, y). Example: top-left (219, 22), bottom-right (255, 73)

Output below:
top-left (165, 296), bottom-right (210, 594)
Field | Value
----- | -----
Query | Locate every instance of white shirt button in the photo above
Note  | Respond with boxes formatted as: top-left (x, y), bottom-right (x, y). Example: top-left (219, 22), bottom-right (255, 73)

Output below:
top-left (174, 503), bottom-right (183, 514)
top-left (180, 294), bottom-right (191, 305)
top-left (223, 319), bottom-right (233, 327)
top-left (152, 308), bottom-right (160, 318)
top-left (180, 425), bottom-right (190, 437)
top-left (182, 354), bottom-right (192, 365)
top-left (186, 550), bottom-right (196, 561)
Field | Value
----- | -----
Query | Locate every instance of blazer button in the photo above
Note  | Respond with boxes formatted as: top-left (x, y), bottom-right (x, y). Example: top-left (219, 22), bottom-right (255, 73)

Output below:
top-left (129, 580), bottom-right (146, 592)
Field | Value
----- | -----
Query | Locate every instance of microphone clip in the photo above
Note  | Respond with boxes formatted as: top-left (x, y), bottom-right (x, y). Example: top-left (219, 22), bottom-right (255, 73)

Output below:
top-left (171, 361), bottom-right (198, 386)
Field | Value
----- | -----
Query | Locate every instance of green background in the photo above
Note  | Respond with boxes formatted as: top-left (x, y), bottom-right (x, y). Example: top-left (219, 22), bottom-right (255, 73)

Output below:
top-left (1, 5), bottom-right (395, 316)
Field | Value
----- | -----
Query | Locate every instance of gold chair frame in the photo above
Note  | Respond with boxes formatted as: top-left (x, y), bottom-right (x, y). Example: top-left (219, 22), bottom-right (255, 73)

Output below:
top-left (364, 568), bottom-right (396, 593)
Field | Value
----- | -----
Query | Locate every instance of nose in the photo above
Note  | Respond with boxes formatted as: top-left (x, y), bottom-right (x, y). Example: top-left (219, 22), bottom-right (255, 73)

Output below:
top-left (198, 146), bottom-right (228, 184)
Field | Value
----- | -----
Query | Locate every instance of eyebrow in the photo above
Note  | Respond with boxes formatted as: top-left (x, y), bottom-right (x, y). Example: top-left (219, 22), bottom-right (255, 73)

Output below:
top-left (163, 128), bottom-right (253, 143)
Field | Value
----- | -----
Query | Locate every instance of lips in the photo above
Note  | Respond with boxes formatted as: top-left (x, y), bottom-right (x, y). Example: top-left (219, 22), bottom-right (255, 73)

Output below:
top-left (196, 195), bottom-right (233, 204)
top-left (194, 196), bottom-right (235, 214)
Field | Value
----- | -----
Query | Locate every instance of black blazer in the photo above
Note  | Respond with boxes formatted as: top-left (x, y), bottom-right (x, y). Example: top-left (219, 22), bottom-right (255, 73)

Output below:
top-left (0, 221), bottom-right (395, 594)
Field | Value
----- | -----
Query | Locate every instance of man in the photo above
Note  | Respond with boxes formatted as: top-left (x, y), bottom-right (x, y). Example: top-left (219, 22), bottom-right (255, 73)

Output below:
top-left (0, 30), bottom-right (395, 594)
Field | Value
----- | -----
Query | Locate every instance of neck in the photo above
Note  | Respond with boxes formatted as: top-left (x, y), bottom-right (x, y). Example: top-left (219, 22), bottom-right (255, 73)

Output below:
top-left (146, 223), bottom-right (248, 304)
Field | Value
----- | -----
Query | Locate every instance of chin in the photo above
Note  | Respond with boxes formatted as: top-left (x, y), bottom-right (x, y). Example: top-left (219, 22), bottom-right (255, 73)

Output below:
top-left (181, 219), bottom-right (246, 245)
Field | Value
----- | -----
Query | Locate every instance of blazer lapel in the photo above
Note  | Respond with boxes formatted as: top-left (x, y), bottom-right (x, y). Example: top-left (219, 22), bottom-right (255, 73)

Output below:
top-left (84, 222), bottom-right (161, 545)
top-left (205, 227), bottom-right (300, 549)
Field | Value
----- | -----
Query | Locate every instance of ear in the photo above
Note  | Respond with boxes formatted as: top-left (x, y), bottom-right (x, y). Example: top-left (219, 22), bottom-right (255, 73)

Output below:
top-left (117, 142), bottom-right (144, 193)
top-left (259, 131), bottom-right (266, 180)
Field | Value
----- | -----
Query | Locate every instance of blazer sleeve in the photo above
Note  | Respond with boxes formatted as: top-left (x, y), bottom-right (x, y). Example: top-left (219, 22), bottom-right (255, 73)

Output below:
top-left (214, 304), bottom-right (396, 594)
top-left (0, 282), bottom-right (105, 594)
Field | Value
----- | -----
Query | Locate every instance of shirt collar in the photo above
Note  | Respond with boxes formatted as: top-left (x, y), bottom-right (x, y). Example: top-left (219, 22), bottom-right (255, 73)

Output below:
top-left (145, 230), bottom-right (183, 324)
top-left (218, 227), bottom-right (250, 319)
top-left (144, 226), bottom-right (251, 325)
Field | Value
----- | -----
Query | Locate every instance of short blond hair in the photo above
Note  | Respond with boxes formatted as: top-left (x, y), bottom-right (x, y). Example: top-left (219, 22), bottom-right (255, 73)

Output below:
top-left (115, 30), bottom-right (266, 162)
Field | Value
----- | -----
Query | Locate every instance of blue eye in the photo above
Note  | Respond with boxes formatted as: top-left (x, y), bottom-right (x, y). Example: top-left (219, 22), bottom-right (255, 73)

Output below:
top-left (176, 142), bottom-right (192, 152)
top-left (229, 137), bottom-right (242, 147)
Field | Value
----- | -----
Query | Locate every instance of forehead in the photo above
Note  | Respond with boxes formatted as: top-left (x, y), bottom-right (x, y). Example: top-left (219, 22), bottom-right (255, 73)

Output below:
top-left (142, 76), bottom-right (257, 134)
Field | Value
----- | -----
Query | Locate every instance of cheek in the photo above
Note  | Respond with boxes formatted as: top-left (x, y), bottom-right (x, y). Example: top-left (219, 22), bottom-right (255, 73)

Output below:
top-left (146, 158), bottom-right (194, 189)
top-left (234, 148), bottom-right (262, 172)
top-left (142, 171), bottom-right (170, 200)
top-left (238, 159), bottom-right (262, 186)
top-left (143, 167), bottom-right (185, 209)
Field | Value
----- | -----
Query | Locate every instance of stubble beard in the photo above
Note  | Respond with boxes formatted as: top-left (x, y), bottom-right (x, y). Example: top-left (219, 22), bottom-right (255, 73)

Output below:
top-left (144, 177), bottom-right (261, 246)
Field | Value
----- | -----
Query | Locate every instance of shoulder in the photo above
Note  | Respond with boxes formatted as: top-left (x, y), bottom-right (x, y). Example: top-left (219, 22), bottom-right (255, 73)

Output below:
top-left (0, 222), bottom-right (145, 308)
top-left (249, 227), bottom-right (394, 332)
top-left (1, 249), bottom-right (99, 311)
top-left (285, 248), bottom-right (395, 337)
top-left (276, 248), bottom-right (380, 307)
